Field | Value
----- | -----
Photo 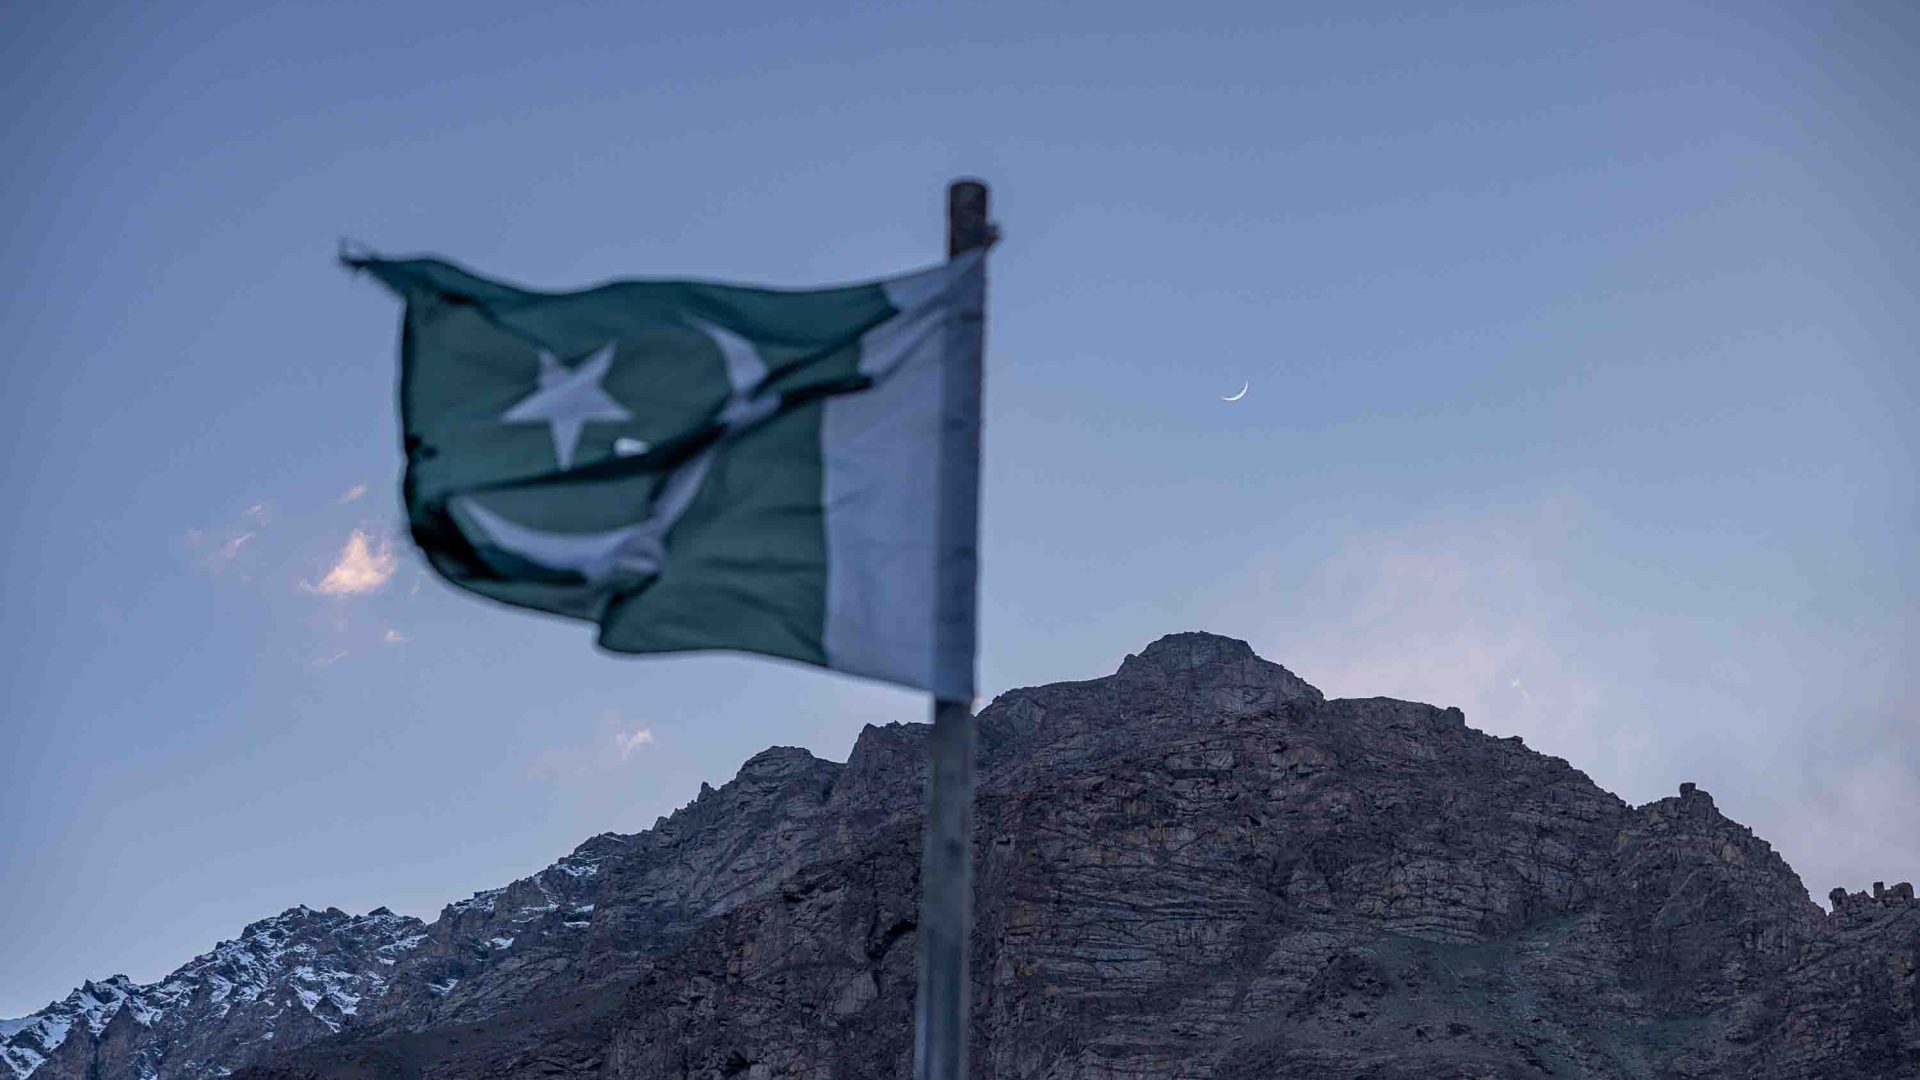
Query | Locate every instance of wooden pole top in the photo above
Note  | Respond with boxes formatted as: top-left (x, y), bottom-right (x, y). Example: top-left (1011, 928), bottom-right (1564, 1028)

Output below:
top-left (947, 179), bottom-right (993, 258)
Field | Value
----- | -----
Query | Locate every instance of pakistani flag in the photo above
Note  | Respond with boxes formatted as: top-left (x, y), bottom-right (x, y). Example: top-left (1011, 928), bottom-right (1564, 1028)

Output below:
top-left (348, 251), bottom-right (983, 701)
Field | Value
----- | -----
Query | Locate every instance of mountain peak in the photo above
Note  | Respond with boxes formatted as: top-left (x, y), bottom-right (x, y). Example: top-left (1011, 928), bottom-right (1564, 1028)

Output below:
top-left (736, 745), bottom-right (827, 782)
top-left (1131, 631), bottom-right (1258, 669)
top-left (1113, 631), bottom-right (1323, 705)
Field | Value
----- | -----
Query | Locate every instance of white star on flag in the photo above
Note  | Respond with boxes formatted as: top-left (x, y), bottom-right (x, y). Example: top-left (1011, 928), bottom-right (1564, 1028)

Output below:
top-left (500, 342), bottom-right (632, 470)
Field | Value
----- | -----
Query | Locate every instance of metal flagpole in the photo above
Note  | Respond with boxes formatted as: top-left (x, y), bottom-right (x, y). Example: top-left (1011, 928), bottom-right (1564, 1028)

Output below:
top-left (915, 179), bottom-right (990, 1080)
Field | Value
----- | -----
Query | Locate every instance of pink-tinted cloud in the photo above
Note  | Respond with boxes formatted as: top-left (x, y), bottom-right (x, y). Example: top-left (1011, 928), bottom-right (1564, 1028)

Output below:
top-left (305, 530), bottom-right (397, 596)
top-left (183, 508), bottom-right (266, 578)
top-left (616, 728), bottom-right (656, 758)
top-left (1228, 495), bottom-right (1917, 906)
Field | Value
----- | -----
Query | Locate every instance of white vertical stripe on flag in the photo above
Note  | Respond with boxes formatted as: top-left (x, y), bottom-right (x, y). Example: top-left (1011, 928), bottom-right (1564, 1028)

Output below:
top-left (820, 255), bottom-right (982, 697)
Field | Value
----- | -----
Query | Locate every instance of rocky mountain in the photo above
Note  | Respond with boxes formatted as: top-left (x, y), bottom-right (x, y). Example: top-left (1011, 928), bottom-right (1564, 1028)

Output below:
top-left (7, 632), bottom-right (1915, 1079)
top-left (0, 835), bottom-right (625, 1080)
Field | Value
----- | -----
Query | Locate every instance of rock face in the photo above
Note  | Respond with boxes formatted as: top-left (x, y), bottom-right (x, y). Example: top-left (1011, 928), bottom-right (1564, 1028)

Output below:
top-left (1, 908), bottom-right (432, 1080)
top-left (0, 835), bottom-right (625, 1080)
top-left (7, 633), bottom-right (1915, 1079)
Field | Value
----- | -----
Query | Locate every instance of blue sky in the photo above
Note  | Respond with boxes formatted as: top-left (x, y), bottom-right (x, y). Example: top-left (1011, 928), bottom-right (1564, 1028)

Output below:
top-left (2, 0), bottom-right (1914, 1017)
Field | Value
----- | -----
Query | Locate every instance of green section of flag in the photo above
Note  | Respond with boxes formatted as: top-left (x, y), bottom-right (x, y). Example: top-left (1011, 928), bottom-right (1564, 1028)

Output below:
top-left (350, 252), bottom-right (980, 695)
top-left (600, 398), bottom-right (830, 665)
top-left (363, 257), bottom-right (892, 511)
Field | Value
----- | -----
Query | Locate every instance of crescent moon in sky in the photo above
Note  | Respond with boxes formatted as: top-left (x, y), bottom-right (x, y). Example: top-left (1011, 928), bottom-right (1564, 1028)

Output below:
top-left (1222, 380), bottom-right (1249, 402)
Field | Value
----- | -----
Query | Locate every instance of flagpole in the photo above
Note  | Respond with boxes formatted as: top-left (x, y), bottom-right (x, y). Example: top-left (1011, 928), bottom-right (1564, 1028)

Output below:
top-left (915, 179), bottom-right (989, 1080)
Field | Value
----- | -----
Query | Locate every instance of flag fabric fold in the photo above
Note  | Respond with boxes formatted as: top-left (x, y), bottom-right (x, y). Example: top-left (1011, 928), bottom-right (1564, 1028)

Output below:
top-left (351, 252), bottom-right (982, 700)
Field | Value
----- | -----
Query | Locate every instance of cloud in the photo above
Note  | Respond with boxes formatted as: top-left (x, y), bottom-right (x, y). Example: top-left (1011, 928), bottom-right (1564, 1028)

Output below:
top-left (309, 650), bottom-right (348, 668)
top-left (190, 530), bottom-right (259, 575)
top-left (183, 510), bottom-right (266, 578)
top-left (338, 484), bottom-right (369, 504)
top-left (1235, 496), bottom-right (1917, 905)
top-left (1256, 498), bottom-right (1620, 773)
top-left (305, 530), bottom-right (398, 596)
top-left (525, 716), bottom-right (667, 782)
top-left (615, 727), bottom-right (656, 758)
top-left (383, 628), bottom-right (410, 645)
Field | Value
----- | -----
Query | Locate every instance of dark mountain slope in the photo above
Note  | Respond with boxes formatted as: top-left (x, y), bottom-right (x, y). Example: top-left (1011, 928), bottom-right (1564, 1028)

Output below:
top-left (11, 634), bottom-right (1913, 1079)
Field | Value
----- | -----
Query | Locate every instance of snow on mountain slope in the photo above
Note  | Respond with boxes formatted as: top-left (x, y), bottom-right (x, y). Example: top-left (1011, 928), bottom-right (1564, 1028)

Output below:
top-left (0, 834), bottom-right (625, 1080)
top-left (0, 908), bottom-right (425, 1080)
top-left (3, 729), bottom-right (891, 1080)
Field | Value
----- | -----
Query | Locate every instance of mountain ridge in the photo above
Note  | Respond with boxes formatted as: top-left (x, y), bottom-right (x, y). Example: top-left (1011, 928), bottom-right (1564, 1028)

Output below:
top-left (7, 632), bottom-right (1915, 1079)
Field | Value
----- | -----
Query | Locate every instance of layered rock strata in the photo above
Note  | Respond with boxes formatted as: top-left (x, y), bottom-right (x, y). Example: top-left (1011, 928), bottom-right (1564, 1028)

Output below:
top-left (7, 633), bottom-right (1912, 1079)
